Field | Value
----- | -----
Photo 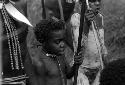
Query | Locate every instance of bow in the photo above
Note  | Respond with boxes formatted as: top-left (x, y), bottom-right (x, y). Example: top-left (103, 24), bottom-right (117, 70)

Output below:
top-left (0, 0), bottom-right (33, 27)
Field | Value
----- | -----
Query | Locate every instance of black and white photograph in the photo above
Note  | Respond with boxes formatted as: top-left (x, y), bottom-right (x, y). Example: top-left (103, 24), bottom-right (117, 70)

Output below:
top-left (0, 0), bottom-right (125, 85)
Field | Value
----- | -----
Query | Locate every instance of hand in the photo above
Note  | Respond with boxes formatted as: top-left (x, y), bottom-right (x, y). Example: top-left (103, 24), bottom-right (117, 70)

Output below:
top-left (101, 46), bottom-right (108, 56)
top-left (102, 54), bottom-right (108, 67)
top-left (85, 9), bottom-right (97, 21)
top-left (74, 51), bottom-right (84, 65)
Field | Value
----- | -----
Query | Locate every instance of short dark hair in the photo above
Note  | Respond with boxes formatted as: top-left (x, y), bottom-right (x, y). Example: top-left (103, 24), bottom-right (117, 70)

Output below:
top-left (100, 58), bottom-right (125, 85)
top-left (34, 18), bottom-right (65, 43)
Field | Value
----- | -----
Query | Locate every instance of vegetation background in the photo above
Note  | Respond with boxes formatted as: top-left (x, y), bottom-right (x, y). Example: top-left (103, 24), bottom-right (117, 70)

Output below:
top-left (103, 0), bottom-right (125, 61)
top-left (27, 0), bottom-right (125, 62)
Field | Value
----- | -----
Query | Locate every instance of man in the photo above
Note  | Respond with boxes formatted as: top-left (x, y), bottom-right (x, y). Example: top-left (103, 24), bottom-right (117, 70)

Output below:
top-left (70, 0), bottom-right (108, 85)
top-left (0, 0), bottom-right (29, 84)
top-left (25, 18), bottom-right (84, 85)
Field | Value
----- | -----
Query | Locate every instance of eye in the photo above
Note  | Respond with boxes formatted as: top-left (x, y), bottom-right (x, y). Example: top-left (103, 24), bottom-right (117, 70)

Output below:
top-left (55, 39), bottom-right (63, 44)
top-left (55, 40), bottom-right (60, 44)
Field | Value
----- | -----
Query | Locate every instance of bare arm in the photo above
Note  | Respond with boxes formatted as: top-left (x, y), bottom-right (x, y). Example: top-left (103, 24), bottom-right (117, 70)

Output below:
top-left (65, 52), bottom-right (83, 79)
top-left (64, 46), bottom-right (76, 79)
top-left (97, 14), bottom-right (108, 66)
top-left (26, 56), bottom-right (46, 85)
top-left (98, 14), bottom-right (108, 56)
top-left (66, 64), bottom-right (79, 79)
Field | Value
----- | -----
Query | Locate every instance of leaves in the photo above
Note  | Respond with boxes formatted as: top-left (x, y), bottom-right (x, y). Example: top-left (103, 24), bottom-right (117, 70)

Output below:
top-left (103, 0), bottom-right (125, 61)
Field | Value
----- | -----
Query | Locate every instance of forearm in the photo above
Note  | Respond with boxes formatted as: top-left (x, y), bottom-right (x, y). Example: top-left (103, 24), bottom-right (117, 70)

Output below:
top-left (98, 28), bottom-right (108, 55)
top-left (66, 64), bottom-right (78, 79)
top-left (98, 28), bottom-right (104, 45)
top-left (98, 28), bottom-right (108, 66)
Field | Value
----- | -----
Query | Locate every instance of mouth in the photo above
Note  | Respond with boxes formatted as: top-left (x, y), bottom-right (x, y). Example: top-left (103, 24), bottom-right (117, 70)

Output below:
top-left (60, 49), bottom-right (65, 53)
top-left (96, 7), bottom-right (100, 11)
top-left (58, 49), bottom-right (65, 54)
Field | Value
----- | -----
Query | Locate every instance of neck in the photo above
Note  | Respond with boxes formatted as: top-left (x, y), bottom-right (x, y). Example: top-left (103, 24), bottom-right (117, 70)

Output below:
top-left (42, 48), bottom-right (57, 58)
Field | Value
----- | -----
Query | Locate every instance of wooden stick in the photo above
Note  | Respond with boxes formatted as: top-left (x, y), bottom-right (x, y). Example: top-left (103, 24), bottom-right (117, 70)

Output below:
top-left (41, 0), bottom-right (46, 19)
top-left (58, 0), bottom-right (64, 21)
top-left (73, 0), bottom-right (86, 85)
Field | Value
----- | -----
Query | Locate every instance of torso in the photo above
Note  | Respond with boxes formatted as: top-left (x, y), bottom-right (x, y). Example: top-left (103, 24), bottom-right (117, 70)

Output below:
top-left (70, 13), bottom-right (103, 69)
top-left (43, 55), bottom-right (67, 85)
top-left (25, 49), bottom-right (67, 85)
top-left (82, 13), bottom-right (103, 69)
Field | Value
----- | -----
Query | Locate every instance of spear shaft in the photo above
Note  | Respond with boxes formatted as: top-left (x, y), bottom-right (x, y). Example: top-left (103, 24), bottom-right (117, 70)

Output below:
top-left (41, 0), bottom-right (46, 19)
top-left (73, 0), bottom-right (87, 85)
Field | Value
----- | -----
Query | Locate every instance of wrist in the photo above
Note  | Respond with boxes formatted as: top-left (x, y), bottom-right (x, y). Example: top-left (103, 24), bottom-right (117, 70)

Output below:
top-left (74, 62), bottom-right (81, 66)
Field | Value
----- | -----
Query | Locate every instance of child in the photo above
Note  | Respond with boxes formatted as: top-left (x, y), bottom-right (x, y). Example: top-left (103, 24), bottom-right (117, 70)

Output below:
top-left (25, 18), bottom-right (84, 85)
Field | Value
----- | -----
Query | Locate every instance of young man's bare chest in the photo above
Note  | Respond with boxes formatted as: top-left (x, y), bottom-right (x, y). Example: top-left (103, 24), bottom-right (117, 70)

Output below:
top-left (41, 55), bottom-right (67, 85)
top-left (43, 56), bottom-right (66, 77)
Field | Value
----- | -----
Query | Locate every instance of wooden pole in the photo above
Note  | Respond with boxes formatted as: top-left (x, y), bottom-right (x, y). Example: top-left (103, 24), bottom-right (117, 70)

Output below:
top-left (73, 0), bottom-right (86, 85)
top-left (58, 0), bottom-right (64, 21)
top-left (41, 0), bottom-right (46, 19)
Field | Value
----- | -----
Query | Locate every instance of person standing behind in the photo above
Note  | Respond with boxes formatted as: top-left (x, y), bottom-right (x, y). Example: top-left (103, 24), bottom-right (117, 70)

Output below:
top-left (70, 0), bottom-right (108, 85)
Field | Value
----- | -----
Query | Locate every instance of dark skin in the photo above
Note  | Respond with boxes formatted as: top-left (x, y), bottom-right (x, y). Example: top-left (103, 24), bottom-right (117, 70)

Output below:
top-left (44, 30), bottom-right (83, 65)
top-left (43, 0), bottom-right (75, 51)
top-left (85, 0), bottom-right (102, 21)
top-left (26, 29), bottom-right (84, 85)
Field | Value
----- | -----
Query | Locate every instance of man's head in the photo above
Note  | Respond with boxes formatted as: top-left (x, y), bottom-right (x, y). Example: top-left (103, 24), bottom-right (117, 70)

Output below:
top-left (34, 18), bottom-right (65, 56)
top-left (100, 58), bottom-right (125, 85)
top-left (88, 0), bottom-right (101, 13)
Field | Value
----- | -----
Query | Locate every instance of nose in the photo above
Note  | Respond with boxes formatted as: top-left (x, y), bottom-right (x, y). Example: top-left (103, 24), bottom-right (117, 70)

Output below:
top-left (95, 1), bottom-right (100, 6)
top-left (60, 41), bottom-right (65, 48)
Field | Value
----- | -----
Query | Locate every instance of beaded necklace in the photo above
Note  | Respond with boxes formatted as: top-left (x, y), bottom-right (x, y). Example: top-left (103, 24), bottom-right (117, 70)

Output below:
top-left (0, 1), bottom-right (24, 70)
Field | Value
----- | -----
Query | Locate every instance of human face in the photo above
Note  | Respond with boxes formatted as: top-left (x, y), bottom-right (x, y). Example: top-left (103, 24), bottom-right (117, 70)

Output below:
top-left (44, 30), bottom-right (65, 56)
top-left (89, 0), bottom-right (101, 12)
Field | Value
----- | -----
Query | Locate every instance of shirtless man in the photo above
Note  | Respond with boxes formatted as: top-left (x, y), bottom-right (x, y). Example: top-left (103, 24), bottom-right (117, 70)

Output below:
top-left (70, 0), bottom-right (108, 85)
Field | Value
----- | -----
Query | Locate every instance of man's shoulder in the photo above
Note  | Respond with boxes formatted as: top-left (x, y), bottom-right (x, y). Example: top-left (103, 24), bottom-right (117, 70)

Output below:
top-left (64, 44), bottom-right (74, 66)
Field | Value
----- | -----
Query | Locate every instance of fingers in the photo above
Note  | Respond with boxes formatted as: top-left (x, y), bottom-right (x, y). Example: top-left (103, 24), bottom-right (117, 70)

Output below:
top-left (74, 51), bottom-right (84, 65)
top-left (74, 57), bottom-right (83, 62)
top-left (85, 9), bottom-right (96, 21)
top-left (74, 57), bottom-right (84, 65)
